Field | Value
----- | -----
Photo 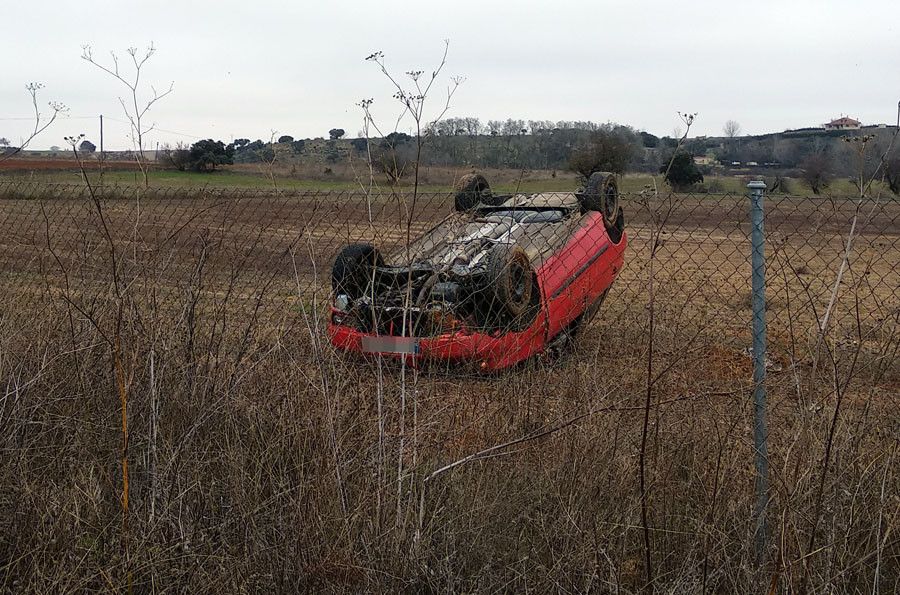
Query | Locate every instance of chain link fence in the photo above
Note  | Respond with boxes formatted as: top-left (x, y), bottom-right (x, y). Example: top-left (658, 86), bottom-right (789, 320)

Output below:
top-left (1, 180), bottom-right (898, 591)
top-left (1, 182), bottom-right (897, 357)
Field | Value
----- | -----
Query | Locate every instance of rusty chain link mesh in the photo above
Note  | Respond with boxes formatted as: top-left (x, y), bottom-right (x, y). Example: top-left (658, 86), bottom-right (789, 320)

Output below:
top-left (1, 180), bottom-right (899, 590)
top-left (1, 182), bottom-right (897, 363)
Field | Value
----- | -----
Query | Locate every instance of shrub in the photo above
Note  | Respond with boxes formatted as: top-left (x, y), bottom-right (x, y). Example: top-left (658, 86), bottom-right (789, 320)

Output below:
top-left (158, 142), bottom-right (191, 171)
top-left (660, 151), bottom-right (704, 191)
top-left (884, 155), bottom-right (900, 195)
top-left (799, 153), bottom-right (832, 194)
top-left (568, 126), bottom-right (636, 180)
top-left (706, 177), bottom-right (725, 193)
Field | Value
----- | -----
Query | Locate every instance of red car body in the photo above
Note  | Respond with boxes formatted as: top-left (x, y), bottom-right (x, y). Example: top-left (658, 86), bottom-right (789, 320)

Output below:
top-left (327, 190), bottom-right (626, 370)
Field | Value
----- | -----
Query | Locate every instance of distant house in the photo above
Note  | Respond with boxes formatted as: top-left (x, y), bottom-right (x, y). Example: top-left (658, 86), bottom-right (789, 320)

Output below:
top-left (693, 155), bottom-right (715, 166)
top-left (824, 116), bottom-right (861, 130)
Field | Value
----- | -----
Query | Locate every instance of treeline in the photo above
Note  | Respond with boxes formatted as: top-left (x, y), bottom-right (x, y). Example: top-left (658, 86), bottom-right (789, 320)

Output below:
top-left (157, 117), bottom-right (900, 193)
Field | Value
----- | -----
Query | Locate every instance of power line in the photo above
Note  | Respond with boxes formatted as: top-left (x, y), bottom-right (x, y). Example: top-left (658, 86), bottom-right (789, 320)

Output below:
top-left (76, 116), bottom-right (203, 139)
top-left (0, 115), bottom-right (96, 121)
top-left (0, 113), bottom-right (204, 140)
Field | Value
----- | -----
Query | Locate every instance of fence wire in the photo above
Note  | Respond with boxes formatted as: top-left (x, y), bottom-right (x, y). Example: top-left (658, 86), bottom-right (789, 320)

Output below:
top-left (1, 183), bottom-right (897, 360)
top-left (1, 180), bottom-right (898, 591)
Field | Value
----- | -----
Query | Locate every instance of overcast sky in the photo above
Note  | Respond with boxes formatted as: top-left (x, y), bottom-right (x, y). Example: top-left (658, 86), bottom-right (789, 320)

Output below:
top-left (2, 0), bottom-right (898, 150)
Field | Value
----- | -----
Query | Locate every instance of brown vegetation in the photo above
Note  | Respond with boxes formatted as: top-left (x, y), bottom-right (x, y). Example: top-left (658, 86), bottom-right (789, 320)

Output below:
top-left (0, 188), bottom-right (897, 592)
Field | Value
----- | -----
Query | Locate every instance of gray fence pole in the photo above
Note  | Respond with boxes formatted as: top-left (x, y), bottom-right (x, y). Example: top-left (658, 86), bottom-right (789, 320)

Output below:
top-left (747, 180), bottom-right (770, 563)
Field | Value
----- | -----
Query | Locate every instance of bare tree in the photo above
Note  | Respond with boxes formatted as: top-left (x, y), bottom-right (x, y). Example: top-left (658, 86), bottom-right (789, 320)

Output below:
top-left (357, 41), bottom-right (463, 537)
top-left (884, 154), bottom-right (900, 194)
top-left (81, 43), bottom-right (174, 188)
top-left (799, 153), bottom-right (832, 194)
top-left (362, 41), bottom-right (462, 197)
top-left (723, 119), bottom-right (742, 138)
top-left (0, 83), bottom-right (67, 162)
top-left (640, 111), bottom-right (698, 589)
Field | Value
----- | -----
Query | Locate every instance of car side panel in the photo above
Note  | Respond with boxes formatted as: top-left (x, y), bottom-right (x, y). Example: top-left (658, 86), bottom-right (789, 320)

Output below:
top-left (536, 212), bottom-right (626, 340)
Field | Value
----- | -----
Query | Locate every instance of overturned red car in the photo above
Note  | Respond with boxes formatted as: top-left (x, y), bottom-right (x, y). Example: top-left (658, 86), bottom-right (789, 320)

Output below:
top-left (327, 172), bottom-right (627, 370)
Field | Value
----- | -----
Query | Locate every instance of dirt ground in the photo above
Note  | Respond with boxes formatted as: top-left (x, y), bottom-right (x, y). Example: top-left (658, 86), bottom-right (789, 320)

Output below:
top-left (1, 190), bottom-right (896, 370)
top-left (0, 157), bottom-right (142, 171)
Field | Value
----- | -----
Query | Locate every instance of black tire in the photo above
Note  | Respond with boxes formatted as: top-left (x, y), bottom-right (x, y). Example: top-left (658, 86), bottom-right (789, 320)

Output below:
top-left (454, 173), bottom-right (493, 211)
top-left (607, 206), bottom-right (625, 244)
top-left (580, 172), bottom-right (619, 224)
top-left (483, 243), bottom-right (539, 330)
top-left (331, 243), bottom-right (384, 298)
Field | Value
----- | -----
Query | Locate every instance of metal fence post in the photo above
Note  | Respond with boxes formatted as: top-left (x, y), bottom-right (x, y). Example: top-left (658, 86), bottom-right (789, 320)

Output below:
top-left (747, 180), bottom-right (770, 563)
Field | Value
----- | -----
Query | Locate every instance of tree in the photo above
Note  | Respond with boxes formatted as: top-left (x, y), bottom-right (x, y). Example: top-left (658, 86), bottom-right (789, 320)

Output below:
top-left (349, 138), bottom-right (368, 152)
top-left (372, 144), bottom-right (413, 183)
top-left (290, 139), bottom-right (305, 154)
top-left (324, 141), bottom-right (341, 163)
top-left (277, 135), bottom-right (294, 144)
top-left (187, 139), bottom-right (234, 171)
top-left (0, 84), bottom-right (67, 163)
top-left (82, 43), bottom-right (174, 188)
top-left (329, 128), bottom-right (345, 140)
top-left (799, 153), bottom-right (832, 194)
top-left (568, 126), bottom-right (636, 180)
top-left (639, 131), bottom-right (659, 148)
top-left (660, 151), bottom-right (704, 190)
top-left (723, 120), bottom-right (742, 138)
top-left (232, 139), bottom-right (273, 163)
top-left (0, 138), bottom-right (9, 147)
top-left (501, 119), bottom-right (525, 136)
top-left (158, 142), bottom-right (191, 170)
top-left (79, 139), bottom-right (96, 153)
top-left (382, 131), bottom-right (411, 146)
top-left (884, 155), bottom-right (900, 195)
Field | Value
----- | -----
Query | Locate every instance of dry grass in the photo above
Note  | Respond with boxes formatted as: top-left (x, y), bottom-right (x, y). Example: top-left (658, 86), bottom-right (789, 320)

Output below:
top-left (0, 189), bottom-right (897, 592)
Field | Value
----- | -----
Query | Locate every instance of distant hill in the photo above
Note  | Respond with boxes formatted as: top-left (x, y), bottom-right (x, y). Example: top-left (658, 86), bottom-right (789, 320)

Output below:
top-left (222, 123), bottom-right (898, 179)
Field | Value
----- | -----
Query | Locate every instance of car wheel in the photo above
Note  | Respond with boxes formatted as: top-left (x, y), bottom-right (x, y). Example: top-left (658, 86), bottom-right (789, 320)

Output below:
top-left (580, 171), bottom-right (619, 220)
top-left (484, 243), bottom-right (540, 330)
top-left (607, 206), bottom-right (625, 244)
top-left (332, 243), bottom-right (384, 298)
top-left (454, 173), bottom-right (493, 211)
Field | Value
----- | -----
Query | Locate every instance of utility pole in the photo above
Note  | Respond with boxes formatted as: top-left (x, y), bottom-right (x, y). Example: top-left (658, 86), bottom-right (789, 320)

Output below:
top-left (99, 114), bottom-right (104, 185)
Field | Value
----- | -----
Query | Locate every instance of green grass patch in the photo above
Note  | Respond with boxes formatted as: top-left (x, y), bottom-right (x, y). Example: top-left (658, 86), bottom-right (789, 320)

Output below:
top-left (2, 168), bottom-right (891, 198)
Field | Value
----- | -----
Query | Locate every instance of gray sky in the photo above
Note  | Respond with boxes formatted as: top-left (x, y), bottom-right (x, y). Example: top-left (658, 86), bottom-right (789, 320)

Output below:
top-left (2, 0), bottom-right (898, 150)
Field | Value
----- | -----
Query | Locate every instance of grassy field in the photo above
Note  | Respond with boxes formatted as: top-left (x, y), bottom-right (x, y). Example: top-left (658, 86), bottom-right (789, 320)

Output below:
top-left (1, 159), bottom-right (891, 196)
top-left (0, 187), bottom-right (897, 591)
